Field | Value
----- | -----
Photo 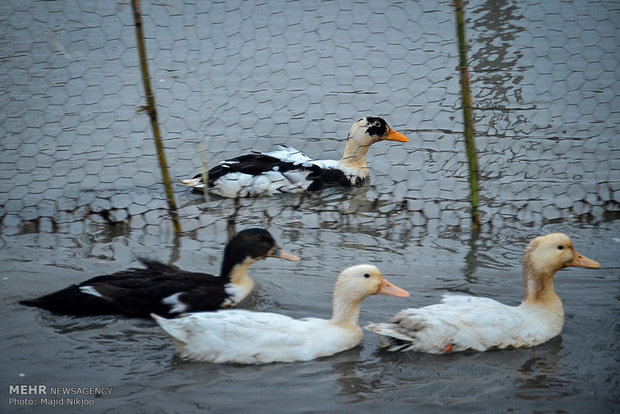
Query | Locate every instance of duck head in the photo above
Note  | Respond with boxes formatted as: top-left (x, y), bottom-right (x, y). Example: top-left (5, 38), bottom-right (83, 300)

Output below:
top-left (220, 228), bottom-right (299, 279)
top-left (349, 116), bottom-right (410, 144)
top-left (521, 233), bottom-right (599, 304)
top-left (331, 264), bottom-right (409, 328)
top-left (335, 264), bottom-right (410, 300)
top-left (340, 117), bottom-right (410, 173)
top-left (524, 233), bottom-right (599, 275)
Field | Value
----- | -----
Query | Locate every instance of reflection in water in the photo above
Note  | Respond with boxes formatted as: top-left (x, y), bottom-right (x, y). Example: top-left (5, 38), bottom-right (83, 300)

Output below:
top-left (331, 336), bottom-right (567, 406)
top-left (326, 348), bottom-right (371, 402)
top-left (204, 179), bottom-right (421, 242)
top-left (461, 228), bottom-right (481, 284)
top-left (470, 0), bottom-right (525, 109)
top-left (513, 337), bottom-right (575, 400)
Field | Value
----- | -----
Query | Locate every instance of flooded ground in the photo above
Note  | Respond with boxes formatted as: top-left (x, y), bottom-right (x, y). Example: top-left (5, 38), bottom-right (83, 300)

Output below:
top-left (0, 0), bottom-right (618, 413)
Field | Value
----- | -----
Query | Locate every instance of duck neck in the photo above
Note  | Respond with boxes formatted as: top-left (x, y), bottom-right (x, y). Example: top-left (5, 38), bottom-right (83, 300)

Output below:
top-left (221, 257), bottom-right (255, 290)
top-left (330, 294), bottom-right (363, 330)
top-left (339, 139), bottom-right (371, 176)
top-left (521, 265), bottom-right (562, 312)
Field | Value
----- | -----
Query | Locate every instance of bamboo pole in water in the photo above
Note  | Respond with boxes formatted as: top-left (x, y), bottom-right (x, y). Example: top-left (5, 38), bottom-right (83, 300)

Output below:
top-left (131, 0), bottom-right (182, 234)
top-left (454, 0), bottom-right (481, 228)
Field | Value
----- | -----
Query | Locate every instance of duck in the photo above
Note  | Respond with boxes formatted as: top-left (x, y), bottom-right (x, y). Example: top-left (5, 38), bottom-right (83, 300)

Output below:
top-left (20, 228), bottom-right (299, 318)
top-left (365, 233), bottom-right (599, 353)
top-left (152, 264), bottom-right (410, 364)
top-left (179, 116), bottom-right (410, 198)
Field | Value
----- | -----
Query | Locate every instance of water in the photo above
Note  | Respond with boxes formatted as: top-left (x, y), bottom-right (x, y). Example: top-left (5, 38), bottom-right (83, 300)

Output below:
top-left (0, 0), bottom-right (619, 412)
top-left (1, 221), bottom-right (618, 413)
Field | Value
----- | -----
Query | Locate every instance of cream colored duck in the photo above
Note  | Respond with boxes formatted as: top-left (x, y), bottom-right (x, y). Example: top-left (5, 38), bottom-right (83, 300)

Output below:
top-left (365, 233), bottom-right (599, 353)
top-left (179, 116), bottom-right (409, 198)
top-left (152, 264), bottom-right (409, 364)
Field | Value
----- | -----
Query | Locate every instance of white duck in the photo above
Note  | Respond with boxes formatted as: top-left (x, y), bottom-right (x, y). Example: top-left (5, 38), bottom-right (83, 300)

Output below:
top-left (179, 116), bottom-right (409, 198)
top-left (152, 264), bottom-right (409, 364)
top-left (365, 233), bottom-right (599, 353)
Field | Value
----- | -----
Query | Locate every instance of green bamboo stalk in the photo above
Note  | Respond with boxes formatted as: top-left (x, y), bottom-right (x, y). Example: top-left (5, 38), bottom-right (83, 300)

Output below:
top-left (454, 0), bottom-right (481, 229)
top-left (131, 0), bottom-right (182, 234)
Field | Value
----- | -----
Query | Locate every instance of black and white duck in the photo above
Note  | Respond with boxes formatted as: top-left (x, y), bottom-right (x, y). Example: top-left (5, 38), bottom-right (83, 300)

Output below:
top-left (20, 228), bottom-right (299, 318)
top-left (180, 116), bottom-right (409, 198)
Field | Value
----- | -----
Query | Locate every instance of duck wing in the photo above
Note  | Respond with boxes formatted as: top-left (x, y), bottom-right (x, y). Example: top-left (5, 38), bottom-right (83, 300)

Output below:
top-left (183, 145), bottom-right (362, 196)
top-left (20, 261), bottom-right (228, 318)
top-left (366, 294), bottom-right (529, 353)
top-left (202, 146), bottom-right (322, 197)
top-left (265, 148), bottom-right (364, 189)
top-left (153, 310), bottom-right (320, 363)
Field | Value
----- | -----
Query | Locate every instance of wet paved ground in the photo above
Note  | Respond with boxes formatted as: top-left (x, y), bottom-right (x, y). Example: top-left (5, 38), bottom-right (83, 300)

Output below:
top-left (0, 0), bottom-right (618, 412)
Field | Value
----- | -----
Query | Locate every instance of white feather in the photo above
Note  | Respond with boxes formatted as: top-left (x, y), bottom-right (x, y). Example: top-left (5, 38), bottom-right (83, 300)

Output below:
top-left (79, 286), bottom-right (103, 298)
top-left (263, 145), bottom-right (313, 164)
top-left (161, 292), bottom-right (188, 314)
top-left (222, 282), bottom-right (252, 307)
top-left (153, 311), bottom-right (360, 364)
top-left (211, 170), bottom-right (314, 198)
top-left (178, 177), bottom-right (205, 189)
top-left (366, 294), bottom-right (560, 353)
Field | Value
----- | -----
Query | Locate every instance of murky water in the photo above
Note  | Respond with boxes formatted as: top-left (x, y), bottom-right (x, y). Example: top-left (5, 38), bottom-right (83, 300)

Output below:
top-left (0, 0), bottom-right (618, 413)
top-left (1, 220), bottom-right (618, 413)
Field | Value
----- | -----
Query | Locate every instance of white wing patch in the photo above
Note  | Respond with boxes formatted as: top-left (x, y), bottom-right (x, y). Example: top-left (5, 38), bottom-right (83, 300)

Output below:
top-left (79, 285), bottom-right (104, 298)
top-left (212, 170), bottom-right (314, 197)
top-left (162, 292), bottom-right (188, 314)
top-left (264, 145), bottom-right (313, 164)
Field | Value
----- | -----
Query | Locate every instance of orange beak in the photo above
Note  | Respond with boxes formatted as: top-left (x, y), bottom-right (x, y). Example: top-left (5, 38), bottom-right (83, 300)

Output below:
top-left (268, 248), bottom-right (300, 262)
top-left (384, 128), bottom-right (410, 142)
top-left (377, 277), bottom-right (410, 298)
top-left (569, 249), bottom-right (599, 269)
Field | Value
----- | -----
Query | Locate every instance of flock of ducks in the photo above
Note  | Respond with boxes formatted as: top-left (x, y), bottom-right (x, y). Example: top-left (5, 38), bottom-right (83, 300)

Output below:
top-left (21, 117), bottom-right (600, 364)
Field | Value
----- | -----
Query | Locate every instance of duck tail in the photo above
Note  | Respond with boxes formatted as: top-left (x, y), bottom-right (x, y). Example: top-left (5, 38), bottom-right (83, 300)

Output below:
top-left (364, 322), bottom-right (416, 350)
top-left (151, 313), bottom-right (189, 344)
top-left (20, 285), bottom-right (116, 316)
top-left (179, 177), bottom-right (205, 189)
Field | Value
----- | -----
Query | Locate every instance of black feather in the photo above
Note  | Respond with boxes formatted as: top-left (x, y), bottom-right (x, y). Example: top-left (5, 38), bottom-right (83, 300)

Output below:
top-left (305, 168), bottom-right (359, 191)
top-left (20, 228), bottom-right (281, 319)
top-left (207, 154), bottom-right (317, 185)
top-left (364, 116), bottom-right (388, 137)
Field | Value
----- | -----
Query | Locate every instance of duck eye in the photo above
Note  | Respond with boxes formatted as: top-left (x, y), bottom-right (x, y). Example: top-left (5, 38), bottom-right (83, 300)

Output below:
top-left (557, 245), bottom-right (564, 250)
top-left (364, 273), bottom-right (370, 278)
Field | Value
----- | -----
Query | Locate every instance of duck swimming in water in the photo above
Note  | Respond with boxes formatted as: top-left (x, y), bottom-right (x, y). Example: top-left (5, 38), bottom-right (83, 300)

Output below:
top-left (20, 228), bottom-right (299, 318)
top-left (180, 116), bottom-right (409, 198)
top-left (152, 264), bottom-right (409, 364)
top-left (365, 233), bottom-right (599, 353)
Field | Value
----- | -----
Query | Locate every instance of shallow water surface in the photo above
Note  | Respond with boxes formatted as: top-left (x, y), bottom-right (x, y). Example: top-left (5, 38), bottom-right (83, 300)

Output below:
top-left (1, 219), bottom-right (618, 413)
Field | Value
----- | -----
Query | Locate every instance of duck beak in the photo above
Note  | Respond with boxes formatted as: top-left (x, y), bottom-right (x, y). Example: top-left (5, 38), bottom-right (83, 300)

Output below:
top-left (569, 249), bottom-right (599, 269)
top-left (384, 128), bottom-right (410, 142)
top-left (377, 277), bottom-right (410, 298)
top-left (268, 247), bottom-right (300, 262)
